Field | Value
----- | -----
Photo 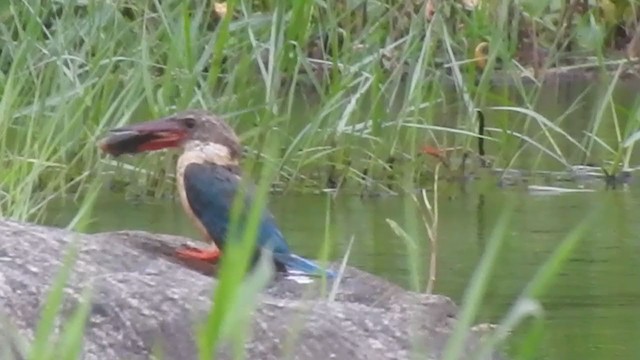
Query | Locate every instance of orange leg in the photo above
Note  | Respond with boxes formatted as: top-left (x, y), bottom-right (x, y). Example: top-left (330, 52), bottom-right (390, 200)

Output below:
top-left (175, 245), bottom-right (221, 262)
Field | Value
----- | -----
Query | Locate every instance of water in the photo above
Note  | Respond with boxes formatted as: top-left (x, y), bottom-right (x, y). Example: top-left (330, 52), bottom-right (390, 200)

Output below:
top-left (44, 183), bottom-right (640, 360)
top-left (38, 76), bottom-right (640, 359)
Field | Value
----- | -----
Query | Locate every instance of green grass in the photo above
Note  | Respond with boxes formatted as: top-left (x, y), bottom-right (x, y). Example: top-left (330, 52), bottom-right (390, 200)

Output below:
top-left (0, 0), bottom-right (636, 358)
top-left (2, 0), bottom-right (639, 221)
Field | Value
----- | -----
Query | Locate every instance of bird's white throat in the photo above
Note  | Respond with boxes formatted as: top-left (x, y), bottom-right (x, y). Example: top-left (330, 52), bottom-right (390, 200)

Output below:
top-left (181, 141), bottom-right (236, 166)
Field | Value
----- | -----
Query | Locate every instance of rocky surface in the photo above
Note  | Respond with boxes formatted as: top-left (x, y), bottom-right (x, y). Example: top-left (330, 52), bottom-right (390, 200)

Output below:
top-left (0, 219), bottom-right (504, 360)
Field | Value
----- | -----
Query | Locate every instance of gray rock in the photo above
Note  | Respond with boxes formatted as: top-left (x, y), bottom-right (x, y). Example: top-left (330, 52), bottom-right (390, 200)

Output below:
top-left (0, 219), bottom-right (504, 360)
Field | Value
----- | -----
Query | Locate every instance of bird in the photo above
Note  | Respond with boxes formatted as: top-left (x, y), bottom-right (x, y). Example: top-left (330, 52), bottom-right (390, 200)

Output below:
top-left (98, 109), bottom-right (335, 278)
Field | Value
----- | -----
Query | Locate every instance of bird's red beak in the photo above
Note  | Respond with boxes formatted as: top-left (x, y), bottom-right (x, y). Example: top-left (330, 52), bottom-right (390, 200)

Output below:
top-left (98, 118), bottom-right (188, 156)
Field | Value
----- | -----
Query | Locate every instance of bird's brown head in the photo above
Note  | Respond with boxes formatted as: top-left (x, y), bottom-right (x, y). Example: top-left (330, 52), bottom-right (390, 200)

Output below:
top-left (98, 109), bottom-right (243, 161)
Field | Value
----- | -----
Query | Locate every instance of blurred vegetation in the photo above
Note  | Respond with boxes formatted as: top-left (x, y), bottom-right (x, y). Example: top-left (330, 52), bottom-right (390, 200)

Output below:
top-left (2, 0), bottom-right (640, 221)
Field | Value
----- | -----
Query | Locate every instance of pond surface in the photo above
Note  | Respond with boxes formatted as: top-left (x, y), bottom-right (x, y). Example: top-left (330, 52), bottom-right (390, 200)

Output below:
top-left (44, 180), bottom-right (640, 360)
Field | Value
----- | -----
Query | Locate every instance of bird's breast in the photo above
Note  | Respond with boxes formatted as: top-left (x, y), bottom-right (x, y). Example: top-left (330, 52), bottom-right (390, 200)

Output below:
top-left (177, 153), bottom-right (215, 244)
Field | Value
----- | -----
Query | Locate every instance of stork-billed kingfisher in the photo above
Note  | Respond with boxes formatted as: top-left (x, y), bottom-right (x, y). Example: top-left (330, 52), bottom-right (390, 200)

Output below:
top-left (98, 110), bottom-right (334, 278)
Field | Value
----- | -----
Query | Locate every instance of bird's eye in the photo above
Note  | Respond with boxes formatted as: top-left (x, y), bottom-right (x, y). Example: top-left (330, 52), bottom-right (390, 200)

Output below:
top-left (184, 118), bottom-right (196, 129)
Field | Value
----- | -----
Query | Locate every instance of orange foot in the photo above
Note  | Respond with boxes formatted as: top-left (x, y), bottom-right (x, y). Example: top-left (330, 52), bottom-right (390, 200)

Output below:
top-left (176, 246), bottom-right (221, 262)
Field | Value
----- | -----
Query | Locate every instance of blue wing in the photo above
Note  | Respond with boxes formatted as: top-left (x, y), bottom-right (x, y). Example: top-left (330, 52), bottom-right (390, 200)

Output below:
top-left (183, 162), bottom-right (290, 255)
top-left (183, 162), bottom-right (335, 278)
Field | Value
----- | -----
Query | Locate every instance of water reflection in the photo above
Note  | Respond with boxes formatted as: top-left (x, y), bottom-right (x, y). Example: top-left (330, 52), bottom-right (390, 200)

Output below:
top-left (43, 183), bottom-right (640, 359)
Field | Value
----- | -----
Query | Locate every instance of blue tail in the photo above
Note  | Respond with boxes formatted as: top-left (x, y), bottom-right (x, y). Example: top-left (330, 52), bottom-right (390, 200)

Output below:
top-left (274, 253), bottom-right (336, 279)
